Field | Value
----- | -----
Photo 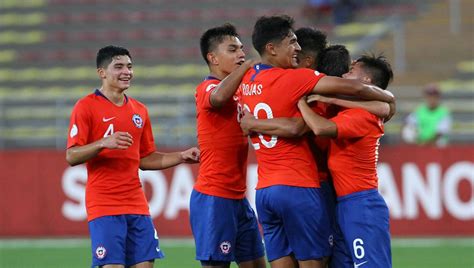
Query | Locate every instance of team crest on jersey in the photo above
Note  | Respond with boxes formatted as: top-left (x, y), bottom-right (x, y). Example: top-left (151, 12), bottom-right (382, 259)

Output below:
top-left (132, 114), bottom-right (143, 128)
top-left (95, 246), bottom-right (107, 260)
top-left (219, 241), bottom-right (231, 254)
top-left (328, 234), bottom-right (334, 247)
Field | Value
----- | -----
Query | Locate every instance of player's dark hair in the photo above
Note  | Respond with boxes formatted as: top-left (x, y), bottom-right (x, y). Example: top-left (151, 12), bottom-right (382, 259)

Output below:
top-left (295, 27), bottom-right (327, 59)
top-left (96, 45), bottom-right (131, 68)
top-left (355, 53), bottom-right (394, 89)
top-left (252, 15), bottom-right (295, 55)
top-left (316, 45), bottom-right (351, 77)
top-left (200, 23), bottom-right (240, 64)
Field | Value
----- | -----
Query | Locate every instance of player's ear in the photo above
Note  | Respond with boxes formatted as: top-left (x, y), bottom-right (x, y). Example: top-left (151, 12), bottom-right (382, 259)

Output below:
top-left (266, 42), bottom-right (277, 56)
top-left (304, 56), bottom-right (315, 69)
top-left (207, 52), bottom-right (218, 65)
top-left (97, 68), bottom-right (106, 79)
top-left (362, 76), bottom-right (372, 84)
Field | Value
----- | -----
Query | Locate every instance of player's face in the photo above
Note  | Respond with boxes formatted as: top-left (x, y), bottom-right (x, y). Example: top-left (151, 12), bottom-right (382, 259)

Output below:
top-left (342, 62), bottom-right (371, 84)
top-left (100, 55), bottom-right (133, 91)
top-left (274, 31), bottom-right (301, 69)
top-left (213, 36), bottom-right (245, 75)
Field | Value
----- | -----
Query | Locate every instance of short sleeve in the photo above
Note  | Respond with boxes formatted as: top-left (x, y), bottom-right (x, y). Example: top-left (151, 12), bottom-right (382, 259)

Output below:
top-left (285, 68), bottom-right (326, 103)
top-left (67, 99), bottom-right (91, 149)
top-left (196, 81), bottom-right (219, 110)
top-left (139, 109), bottom-right (156, 158)
top-left (331, 108), bottom-right (380, 139)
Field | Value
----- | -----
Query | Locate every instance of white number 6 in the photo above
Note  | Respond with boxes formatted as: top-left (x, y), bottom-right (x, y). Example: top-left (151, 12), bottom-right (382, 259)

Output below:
top-left (353, 238), bottom-right (365, 259)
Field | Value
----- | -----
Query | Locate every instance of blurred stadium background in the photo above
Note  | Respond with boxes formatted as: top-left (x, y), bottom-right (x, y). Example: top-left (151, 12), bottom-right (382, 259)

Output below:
top-left (0, 0), bottom-right (472, 267)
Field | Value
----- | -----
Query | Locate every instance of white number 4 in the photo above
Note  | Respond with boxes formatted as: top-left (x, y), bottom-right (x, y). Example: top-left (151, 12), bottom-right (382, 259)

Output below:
top-left (103, 124), bottom-right (114, 137)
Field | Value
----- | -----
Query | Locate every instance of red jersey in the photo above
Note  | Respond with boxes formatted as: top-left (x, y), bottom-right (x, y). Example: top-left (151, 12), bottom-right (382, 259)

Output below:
top-left (67, 89), bottom-right (155, 221)
top-left (194, 77), bottom-right (248, 199)
top-left (240, 64), bottom-right (325, 189)
top-left (328, 108), bottom-right (384, 197)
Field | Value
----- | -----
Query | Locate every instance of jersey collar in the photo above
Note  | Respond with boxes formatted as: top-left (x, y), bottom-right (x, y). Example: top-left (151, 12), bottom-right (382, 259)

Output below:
top-left (205, 75), bottom-right (221, 81)
top-left (94, 89), bottom-right (129, 104)
top-left (251, 64), bottom-right (273, 81)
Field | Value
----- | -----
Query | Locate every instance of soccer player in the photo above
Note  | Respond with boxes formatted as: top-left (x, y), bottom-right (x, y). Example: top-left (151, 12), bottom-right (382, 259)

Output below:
top-left (191, 24), bottom-right (266, 268)
top-left (239, 15), bottom-right (394, 268)
top-left (297, 54), bottom-right (394, 268)
top-left (294, 27), bottom-right (327, 70)
top-left (66, 45), bottom-right (200, 268)
top-left (240, 42), bottom-right (390, 268)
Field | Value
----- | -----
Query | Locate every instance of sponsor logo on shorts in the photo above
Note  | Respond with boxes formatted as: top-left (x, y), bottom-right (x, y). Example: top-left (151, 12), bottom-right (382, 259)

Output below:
top-left (354, 260), bottom-right (368, 268)
top-left (95, 246), bottom-right (107, 260)
top-left (219, 241), bottom-right (231, 254)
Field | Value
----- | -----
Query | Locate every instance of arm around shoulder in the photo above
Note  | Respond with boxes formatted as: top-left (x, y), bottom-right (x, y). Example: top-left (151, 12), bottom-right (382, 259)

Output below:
top-left (210, 59), bottom-right (258, 108)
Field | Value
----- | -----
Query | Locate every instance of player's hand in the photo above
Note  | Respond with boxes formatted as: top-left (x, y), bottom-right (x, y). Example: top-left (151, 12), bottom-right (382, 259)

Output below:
top-left (181, 147), bottom-right (200, 163)
top-left (240, 109), bottom-right (255, 136)
top-left (101, 131), bottom-right (133, 150)
top-left (306, 94), bottom-right (331, 104)
top-left (297, 96), bottom-right (308, 107)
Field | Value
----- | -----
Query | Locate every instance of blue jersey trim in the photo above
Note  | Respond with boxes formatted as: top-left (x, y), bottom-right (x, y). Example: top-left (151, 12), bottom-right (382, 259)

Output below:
top-left (205, 75), bottom-right (220, 81)
top-left (250, 64), bottom-right (273, 82)
top-left (94, 89), bottom-right (129, 103)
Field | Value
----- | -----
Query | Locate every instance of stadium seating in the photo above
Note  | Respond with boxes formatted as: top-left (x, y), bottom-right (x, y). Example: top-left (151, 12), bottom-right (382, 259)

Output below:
top-left (0, 0), bottom-right (472, 148)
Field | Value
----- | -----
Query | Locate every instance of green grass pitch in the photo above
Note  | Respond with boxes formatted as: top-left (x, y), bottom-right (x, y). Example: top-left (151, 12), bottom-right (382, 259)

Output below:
top-left (0, 238), bottom-right (473, 268)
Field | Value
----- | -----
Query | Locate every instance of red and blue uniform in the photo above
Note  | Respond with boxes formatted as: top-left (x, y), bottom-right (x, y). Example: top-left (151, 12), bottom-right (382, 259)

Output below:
top-left (240, 64), bottom-right (331, 261)
top-left (191, 76), bottom-right (264, 264)
top-left (67, 89), bottom-right (163, 267)
top-left (328, 107), bottom-right (391, 268)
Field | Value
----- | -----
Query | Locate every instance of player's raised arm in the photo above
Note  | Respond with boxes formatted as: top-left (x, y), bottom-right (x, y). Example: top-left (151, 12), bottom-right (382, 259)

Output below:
top-left (210, 59), bottom-right (258, 108)
top-left (312, 75), bottom-right (395, 103)
top-left (240, 110), bottom-right (307, 137)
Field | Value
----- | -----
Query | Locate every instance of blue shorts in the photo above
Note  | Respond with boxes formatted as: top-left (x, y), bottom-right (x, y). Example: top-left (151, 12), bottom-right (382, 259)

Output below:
top-left (335, 189), bottom-right (392, 268)
top-left (88, 214), bottom-right (164, 267)
top-left (256, 185), bottom-right (331, 262)
top-left (189, 190), bottom-right (265, 263)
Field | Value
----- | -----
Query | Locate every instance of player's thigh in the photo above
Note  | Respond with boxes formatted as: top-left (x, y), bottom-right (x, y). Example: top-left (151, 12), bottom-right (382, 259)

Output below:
top-left (190, 190), bottom-right (240, 262)
top-left (279, 186), bottom-right (331, 261)
top-left (337, 190), bottom-right (391, 268)
top-left (234, 198), bottom-right (265, 264)
top-left (255, 187), bottom-right (291, 262)
top-left (329, 223), bottom-right (353, 268)
top-left (89, 215), bottom-right (127, 267)
top-left (125, 215), bottom-right (164, 266)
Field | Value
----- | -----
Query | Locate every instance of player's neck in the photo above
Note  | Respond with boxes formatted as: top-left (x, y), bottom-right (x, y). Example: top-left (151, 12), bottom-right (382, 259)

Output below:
top-left (99, 87), bottom-right (126, 106)
top-left (209, 69), bottom-right (229, 81)
top-left (261, 56), bottom-right (279, 68)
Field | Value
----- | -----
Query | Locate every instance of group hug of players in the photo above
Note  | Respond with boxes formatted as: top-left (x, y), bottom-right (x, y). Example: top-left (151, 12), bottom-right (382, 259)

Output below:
top-left (67, 13), bottom-right (394, 268)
